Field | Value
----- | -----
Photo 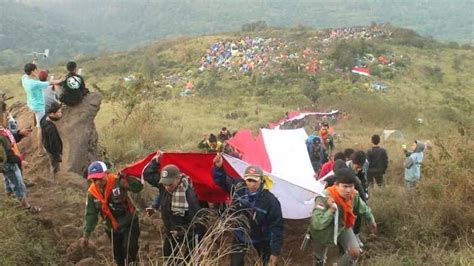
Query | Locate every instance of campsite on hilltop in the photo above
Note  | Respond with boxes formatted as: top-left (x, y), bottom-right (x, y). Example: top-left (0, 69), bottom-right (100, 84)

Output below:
top-left (0, 22), bottom-right (473, 265)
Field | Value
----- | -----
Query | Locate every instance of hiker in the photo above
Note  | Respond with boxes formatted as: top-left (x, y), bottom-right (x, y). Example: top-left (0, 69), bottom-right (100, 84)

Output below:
top-left (21, 63), bottom-right (63, 154)
top-left (403, 141), bottom-right (425, 189)
top-left (318, 152), bottom-right (346, 179)
top-left (366, 134), bottom-right (388, 187)
top-left (310, 167), bottom-right (377, 266)
top-left (61, 61), bottom-right (89, 106)
top-left (80, 161), bottom-right (143, 266)
top-left (38, 70), bottom-right (61, 112)
top-left (212, 153), bottom-right (283, 266)
top-left (319, 122), bottom-right (335, 156)
top-left (343, 148), bottom-right (355, 162)
top-left (198, 133), bottom-right (223, 153)
top-left (347, 151), bottom-right (370, 248)
top-left (40, 102), bottom-right (63, 177)
top-left (142, 151), bottom-right (203, 262)
top-left (347, 151), bottom-right (369, 199)
top-left (307, 135), bottom-right (328, 174)
top-left (0, 110), bottom-right (39, 213)
top-left (217, 127), bottom-right (232, 142)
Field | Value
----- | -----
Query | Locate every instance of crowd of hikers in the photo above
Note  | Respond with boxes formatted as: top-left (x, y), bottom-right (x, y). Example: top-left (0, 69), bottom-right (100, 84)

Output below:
top-left (0, 59), bottom-right (427, 266)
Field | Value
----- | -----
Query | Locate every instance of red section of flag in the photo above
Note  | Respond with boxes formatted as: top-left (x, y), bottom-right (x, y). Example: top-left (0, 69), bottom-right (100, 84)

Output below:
top-left (227, 129), bottom-right (272, 172)
top-left (160, 152), bottom-right (238, 203)
top-left (120, 151), bottom-right (157, 179)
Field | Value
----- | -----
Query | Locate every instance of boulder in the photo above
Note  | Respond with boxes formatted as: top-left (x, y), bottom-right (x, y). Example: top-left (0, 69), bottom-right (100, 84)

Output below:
top-left (56, 93), bottom-right (102, 175)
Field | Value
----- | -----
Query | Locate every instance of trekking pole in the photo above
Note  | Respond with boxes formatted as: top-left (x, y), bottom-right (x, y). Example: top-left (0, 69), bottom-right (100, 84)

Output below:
top-left (125, 212), bottom-right (137, 265)
top-left (300, 228), bottom-right (311, 250)
top-left (111, 228), bottom-right (115, 264)
top-left (333, 203), bottom-right (338, 245)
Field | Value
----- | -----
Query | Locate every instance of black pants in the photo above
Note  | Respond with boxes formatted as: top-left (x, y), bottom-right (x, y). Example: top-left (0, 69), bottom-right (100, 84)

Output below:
top-left (163, 231), bottom-right (200, 263)
top-left (230, 239), bottom-right (271, 266)
top-left (368, 175), bottom-right (384, 187)
top-left (48, 154), bottom-right (61, 174)
top-left (106, 218), bottom-right (140, 266)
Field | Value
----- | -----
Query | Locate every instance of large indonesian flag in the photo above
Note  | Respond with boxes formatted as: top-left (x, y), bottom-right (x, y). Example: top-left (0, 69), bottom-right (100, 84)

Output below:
top-left (120, 128), bottom-right (323, 219)
top-left (227, 128), bottom-right (324, 219)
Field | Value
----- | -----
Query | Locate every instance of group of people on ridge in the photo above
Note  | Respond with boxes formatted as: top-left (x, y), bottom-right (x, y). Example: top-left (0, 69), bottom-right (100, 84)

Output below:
top-left (0, 60), bottom-right (88, 214)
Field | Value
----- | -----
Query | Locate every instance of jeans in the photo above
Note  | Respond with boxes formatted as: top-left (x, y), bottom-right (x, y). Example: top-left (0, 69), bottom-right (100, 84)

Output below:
top-left (3, 163), bottom-right (26, 199)
top-left (314, 228), bottom-right (360, 266)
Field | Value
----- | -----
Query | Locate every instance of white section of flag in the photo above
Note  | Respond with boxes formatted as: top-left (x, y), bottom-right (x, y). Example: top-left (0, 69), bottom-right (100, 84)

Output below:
top-left (223, 128), bottom-right (326, 219)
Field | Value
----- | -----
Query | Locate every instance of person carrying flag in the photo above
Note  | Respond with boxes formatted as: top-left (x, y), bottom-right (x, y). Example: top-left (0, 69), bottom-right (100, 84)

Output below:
top-left (212, 153), bottom-right (283, 266)
top-left (142, 151), bottom-right (203, 262)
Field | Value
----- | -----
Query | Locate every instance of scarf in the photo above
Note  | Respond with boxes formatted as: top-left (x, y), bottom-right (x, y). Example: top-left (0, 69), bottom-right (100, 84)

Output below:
top-left (319, 129), bottom-right (329, 145)
top-left (327, 186), bottom-right (356, 229)
top-left (88, 174), bottom-right (120, 230)
top-left (171, 177), bottom-right (189, 216)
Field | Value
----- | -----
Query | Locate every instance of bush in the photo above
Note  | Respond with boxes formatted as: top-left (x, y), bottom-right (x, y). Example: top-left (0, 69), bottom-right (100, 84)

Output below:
top-left (363, 135), bottom-right (474, 264)
top-left (0, 199), bottom-right (58, 264)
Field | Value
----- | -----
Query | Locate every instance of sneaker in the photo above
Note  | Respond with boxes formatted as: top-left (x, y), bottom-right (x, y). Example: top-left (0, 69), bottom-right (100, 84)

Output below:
top-left (356, 234), bottom-right (364, 248)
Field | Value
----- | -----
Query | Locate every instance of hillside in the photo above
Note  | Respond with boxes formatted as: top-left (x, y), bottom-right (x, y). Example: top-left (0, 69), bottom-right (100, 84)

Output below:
top-left (0, 26), bottom-right (473, 265)
top-left (1, 0), bottom-right (473, 68)
top-left (0, 1), bottom-right (98, 68)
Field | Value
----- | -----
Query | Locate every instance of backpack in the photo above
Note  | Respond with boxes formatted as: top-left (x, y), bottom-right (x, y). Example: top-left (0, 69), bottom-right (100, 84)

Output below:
top-left (61, 74), bottom-right (84, 106)
top-left (0, 136), bottom-right (9, 172)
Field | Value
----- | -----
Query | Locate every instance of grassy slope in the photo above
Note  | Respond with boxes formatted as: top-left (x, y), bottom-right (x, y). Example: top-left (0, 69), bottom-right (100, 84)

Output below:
top-left (0, 27), bottom-right (472, 264)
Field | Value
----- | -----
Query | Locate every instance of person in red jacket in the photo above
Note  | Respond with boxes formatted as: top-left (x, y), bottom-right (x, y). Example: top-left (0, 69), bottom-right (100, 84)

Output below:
top-left (318, 152), bottom-right (345, 179)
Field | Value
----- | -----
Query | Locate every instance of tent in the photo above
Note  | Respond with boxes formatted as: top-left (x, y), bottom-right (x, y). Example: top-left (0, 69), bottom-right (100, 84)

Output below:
top-left (382, 130), bottom-right (404, 140)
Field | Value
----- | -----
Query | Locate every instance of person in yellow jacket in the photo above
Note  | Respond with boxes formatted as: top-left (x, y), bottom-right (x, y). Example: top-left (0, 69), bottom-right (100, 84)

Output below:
top-left (79, 161), bottom-right (143, 266)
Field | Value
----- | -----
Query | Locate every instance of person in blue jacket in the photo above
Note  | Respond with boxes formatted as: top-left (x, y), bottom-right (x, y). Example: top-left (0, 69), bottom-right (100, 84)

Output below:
top-left (212, 153), bottom-right (283, 266)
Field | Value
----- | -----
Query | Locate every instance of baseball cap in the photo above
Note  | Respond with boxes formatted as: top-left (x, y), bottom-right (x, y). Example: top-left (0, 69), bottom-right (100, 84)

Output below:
top-left (38, 70), bottom-right (48, 81)
top-left (160, 164), bottom-right (181, 185)
top-left (87, 161), bottom-right (107, 180)
top-left (243, 165), bottom-right (263, 182)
